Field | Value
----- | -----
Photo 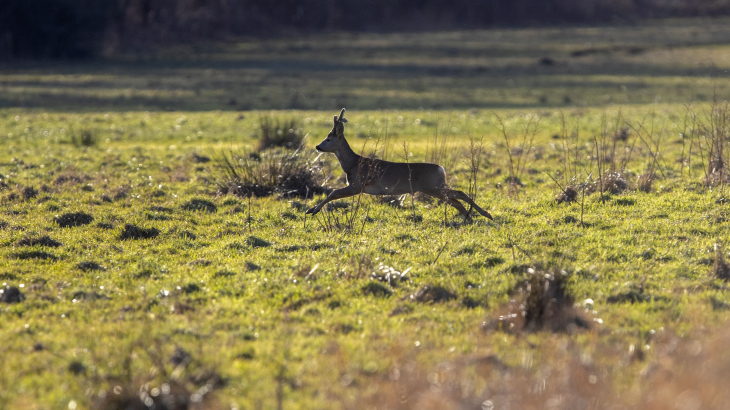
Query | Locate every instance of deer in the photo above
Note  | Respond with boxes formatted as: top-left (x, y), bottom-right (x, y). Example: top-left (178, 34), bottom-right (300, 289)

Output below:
top-left (305, 108), bottom-right (493, 222)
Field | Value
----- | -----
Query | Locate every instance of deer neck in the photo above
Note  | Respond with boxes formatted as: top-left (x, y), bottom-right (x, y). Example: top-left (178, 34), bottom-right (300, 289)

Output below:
top-left (333, 139), bottom-right (360, 174)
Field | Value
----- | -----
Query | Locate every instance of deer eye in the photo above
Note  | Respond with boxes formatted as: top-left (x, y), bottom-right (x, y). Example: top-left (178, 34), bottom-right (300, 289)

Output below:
top-left (326, 138), bottom-right (331, 142)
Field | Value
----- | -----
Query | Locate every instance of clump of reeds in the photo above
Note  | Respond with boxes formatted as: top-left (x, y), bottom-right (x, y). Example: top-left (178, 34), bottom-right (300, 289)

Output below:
top-left (211, 147), bottom-right (329, 199)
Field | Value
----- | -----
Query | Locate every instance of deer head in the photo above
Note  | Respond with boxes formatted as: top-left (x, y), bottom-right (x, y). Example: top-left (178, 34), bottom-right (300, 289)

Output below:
top-left (315, 108), bottom-right (348, 153)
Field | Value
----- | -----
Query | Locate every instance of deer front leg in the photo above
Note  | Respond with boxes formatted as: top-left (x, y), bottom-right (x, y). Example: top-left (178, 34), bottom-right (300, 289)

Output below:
top-left (305, 185), bottom-right (360, 216)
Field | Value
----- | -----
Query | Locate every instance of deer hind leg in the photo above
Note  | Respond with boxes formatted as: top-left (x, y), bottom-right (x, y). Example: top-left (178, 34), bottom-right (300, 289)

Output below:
top-left (305, 185), bottom-right (359, 216)
top-left (420, 188), bottom-right (473, 222)
top-left (445, 197), bottom-right (473, 222)
top-left (445, 189), bottom-right (493, 220)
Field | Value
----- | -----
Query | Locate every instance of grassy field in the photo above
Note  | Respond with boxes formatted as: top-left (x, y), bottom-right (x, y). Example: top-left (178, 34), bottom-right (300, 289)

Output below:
top-left (2, 18), bottom-right (730, 410)
top-left (3, 17), bottom-right (730, 112)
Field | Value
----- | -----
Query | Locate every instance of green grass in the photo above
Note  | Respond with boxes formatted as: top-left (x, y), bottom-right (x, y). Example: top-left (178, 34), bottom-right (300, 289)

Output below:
top-left (2, 105), bottom-right (730, 409)
top-left (3, 17), bottom-right (730, 410)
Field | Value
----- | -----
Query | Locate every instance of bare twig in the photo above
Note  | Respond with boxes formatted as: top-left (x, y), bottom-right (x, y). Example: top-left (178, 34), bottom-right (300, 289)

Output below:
top-left (431, 240), bottom-right (449, 266)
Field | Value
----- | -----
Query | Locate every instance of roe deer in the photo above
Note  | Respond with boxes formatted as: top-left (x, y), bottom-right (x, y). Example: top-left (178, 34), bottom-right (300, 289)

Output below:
top-left (305, 109), bottom-right (493, 222)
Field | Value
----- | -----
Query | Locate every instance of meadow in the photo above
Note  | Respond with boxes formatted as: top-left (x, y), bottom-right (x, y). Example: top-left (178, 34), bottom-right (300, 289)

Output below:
top-left (2, 17), bottom-right (730, 410)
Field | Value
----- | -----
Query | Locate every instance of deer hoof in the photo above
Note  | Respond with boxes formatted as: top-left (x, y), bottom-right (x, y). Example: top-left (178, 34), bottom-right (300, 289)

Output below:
top-left (485, 212), bottom-right (494, 221)
top-left (305, 207), bottom-right (318, 215)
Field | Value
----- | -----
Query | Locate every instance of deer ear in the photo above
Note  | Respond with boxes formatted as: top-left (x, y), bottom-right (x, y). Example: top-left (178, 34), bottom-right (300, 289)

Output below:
top-left (341, 118), bottom-right (348, 123)
top-left (333, 115), bottom-right (338, 124)
top-left (339, 108), bottom-right (346, 120)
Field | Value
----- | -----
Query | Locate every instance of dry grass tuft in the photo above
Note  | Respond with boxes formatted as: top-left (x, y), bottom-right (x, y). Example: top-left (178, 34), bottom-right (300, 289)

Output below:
top-left (637, 170), bottom-right (656, 193)
top-left (486, 267), bottom-right (590, 333)
top-left (211, 147), bottom-right (329, 199)
top-left (556, 185), bottom-right (578, 203)
top-left (705, 156), bottom-right (729, 187)
top-left (713, 243), bottom-right (730, 281)
top-left (587, 171), bottom-right (629, 195)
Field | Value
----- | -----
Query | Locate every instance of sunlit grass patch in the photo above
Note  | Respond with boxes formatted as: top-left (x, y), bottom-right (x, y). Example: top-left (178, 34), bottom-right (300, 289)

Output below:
top-left (2, 100), bottom-right (730, 408)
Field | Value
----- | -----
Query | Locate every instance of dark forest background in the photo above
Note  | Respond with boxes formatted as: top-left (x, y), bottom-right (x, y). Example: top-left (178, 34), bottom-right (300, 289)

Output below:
top-left (3, 0), bottom-right (730, 60)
